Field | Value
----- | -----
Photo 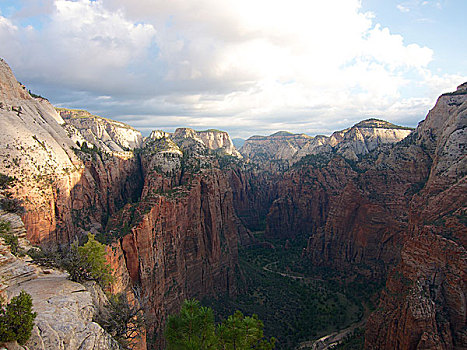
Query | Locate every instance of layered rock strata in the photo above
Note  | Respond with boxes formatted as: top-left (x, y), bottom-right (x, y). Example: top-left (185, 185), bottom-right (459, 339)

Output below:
top-left (2, 56), bottom-right (465, 350)
top-left (104, 134), bottom-right (243, 348)
top-left (0, 59), bottom-right (143, 245)
top-left (0, 211), bottom-right (119, 350)
top-left (364, 83), bottom-right (467, 349)
top-left (261, 84), bottom-right (466, 349)
top-left (240, 119), bottom-right (413, 167)
top-left (58, 108), bottom-right (143, 153)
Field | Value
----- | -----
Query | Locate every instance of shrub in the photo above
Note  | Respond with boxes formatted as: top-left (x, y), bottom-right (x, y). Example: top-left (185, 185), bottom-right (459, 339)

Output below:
top-left (61, 239), bottom-right (94, 283)
top-left (0, 174), bottom-right (15, 190)
top-left (0, 291), bottom-right (37, 345)
top-left (77, 233), bottom-right (113, 288)
top-left (0, 220), bottom-right (19, 256)
top-left (0, 197), bottom-right (25, 215)
top-left (94, 289), bottom-right (147, 349)
top-left (28, 233), bottom-right (113, 288)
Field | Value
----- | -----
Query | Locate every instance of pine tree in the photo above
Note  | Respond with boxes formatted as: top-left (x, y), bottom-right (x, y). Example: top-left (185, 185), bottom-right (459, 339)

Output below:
top-left (0, 290), bottom-right (37, 345)
top-left (165, 299), bottom-right (275, 350)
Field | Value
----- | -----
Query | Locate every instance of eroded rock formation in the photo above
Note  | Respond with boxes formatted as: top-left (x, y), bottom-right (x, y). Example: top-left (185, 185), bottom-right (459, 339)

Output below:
top-left (364, 84), bottom-right (467, 349)
top-left (0, 210), bottom-right (119, 350)
top-left (0, 59), bottom-right (143, 245)
top-left (261, 84), bottom-right (466, 349)
top-left (1, 56), bottom-right (465, 350)
top-left (240, 119), bottom-right (413, 168)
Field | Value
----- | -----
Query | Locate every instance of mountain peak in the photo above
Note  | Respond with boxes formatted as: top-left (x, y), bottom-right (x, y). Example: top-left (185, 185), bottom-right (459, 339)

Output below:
top-left (271, 131), bottom-right (294, 137)
top-left (457, 82), bottom-right (467, 92)
top-left (0, 59), bottom-right (32, 102)
top-left (353, 118), bottom-right (413, 130)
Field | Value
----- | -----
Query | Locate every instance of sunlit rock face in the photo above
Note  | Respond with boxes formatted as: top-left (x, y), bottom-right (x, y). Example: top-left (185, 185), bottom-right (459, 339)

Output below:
top-left (240, 120), bottom-right (412, 169)
top-left (57, 108), bottom-right (143, 153)
top-left (0, 59), bottom-right (143, 245)
top-left (258, 83), bottom-right (466, 349)
top-left (365, 83), bottom-right (467, 350)
top-left (0, 58), bottom-right (243, 349)
top-left (0, 211), bottom-right (119, 350)
top-left (104, 129), bottom-right (245, 348)
top-left (172, 127), bottom-right (242, 157)
top-left (2, 56), bottom-right (465, 350)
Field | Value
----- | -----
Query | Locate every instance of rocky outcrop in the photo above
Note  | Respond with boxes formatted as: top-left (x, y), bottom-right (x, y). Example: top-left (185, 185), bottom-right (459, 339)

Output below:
top-left (1, 59), bottom-right (242, 349)
top-left (264, 84), bottom-right (466, 348)
top-left (104, 136), bottom-right (243, 348)
top-left (58, 108), bottom-right (143, 153)
top-left (0, 211), bottom-right (119, 350)
top-left (0, 59), bottom-right (143, 245)
top-left (172, 128), bottom-right (242, 157)
top-left (197, 129), bottom-right (242, 157)
top-left (9, 273), bottom-right (121, 350)
top-left (240, 131), bottom-right (312, 169)
top-left (2, 56), bottom-right (465, 350)
top-left (260, 85), bottom-right (465, 348)
top-left (365, 83), bottom-right (467, 349)
top-left (240, 119), bottom-right (412, 167)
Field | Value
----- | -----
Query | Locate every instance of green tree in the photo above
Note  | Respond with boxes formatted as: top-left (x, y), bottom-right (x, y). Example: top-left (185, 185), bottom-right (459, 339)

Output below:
top-left (0, 220), bottom-right (19, 256)
top-left (77, 233), bottom-right (113, 288)
top-left (61, 233), bottom-right (112, 288)
top-left (0, 290), bottom-right (37, 345)
top-left (165, 299), bottom-right (217, 350)
top-left (165, 299), bottom-right (275, 350)
top-left (218, 311), bottom-right (276, 350)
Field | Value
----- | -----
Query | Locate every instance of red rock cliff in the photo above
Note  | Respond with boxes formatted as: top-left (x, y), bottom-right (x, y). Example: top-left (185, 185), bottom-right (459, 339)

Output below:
top-left (103, 136), bottom-right (243, 348)
top-left (365, 85), bottom-right (467, 349)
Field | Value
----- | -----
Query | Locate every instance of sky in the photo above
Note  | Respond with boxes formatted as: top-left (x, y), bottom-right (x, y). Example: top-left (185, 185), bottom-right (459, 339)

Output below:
top-left (0, 0), bottom-right (466, 138)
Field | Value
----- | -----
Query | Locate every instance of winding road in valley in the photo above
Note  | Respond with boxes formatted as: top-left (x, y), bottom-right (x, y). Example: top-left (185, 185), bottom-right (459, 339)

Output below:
top-left (262, 261), bottom-right (368, 350)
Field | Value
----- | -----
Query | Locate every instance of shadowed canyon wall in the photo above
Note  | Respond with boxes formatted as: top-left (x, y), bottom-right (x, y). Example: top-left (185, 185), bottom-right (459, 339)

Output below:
top-left (1, 57), bottom-right (465, 350)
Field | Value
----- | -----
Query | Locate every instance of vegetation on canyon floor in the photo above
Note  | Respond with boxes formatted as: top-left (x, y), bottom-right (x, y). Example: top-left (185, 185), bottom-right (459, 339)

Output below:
top-left (203, 233), bottom-right (378, 350)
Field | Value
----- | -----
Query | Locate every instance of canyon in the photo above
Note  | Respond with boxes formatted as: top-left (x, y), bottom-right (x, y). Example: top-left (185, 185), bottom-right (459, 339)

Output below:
top-left (0, 57), bottom-right (465, 350)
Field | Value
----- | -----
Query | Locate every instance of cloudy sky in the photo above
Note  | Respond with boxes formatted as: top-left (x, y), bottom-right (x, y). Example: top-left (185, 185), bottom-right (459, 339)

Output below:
top-left (0, 0), bottom-right (465, 138)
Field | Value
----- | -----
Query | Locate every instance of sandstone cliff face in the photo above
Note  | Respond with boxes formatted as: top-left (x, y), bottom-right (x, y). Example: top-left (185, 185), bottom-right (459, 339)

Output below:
top-left (197, 129), bottom-right (242, 158)
top-left (0, 59), bottom-right (143, 245)
top-left (3, 56), bottom-right (465, 350)
top-left (1, 59), bottom-right (241, 349)
top-left (0, 211), bottom-right (119, 350)
top-left (240, 119), bottom-right (412, 167)
top-left (240, 131), bottom-right (312, 169)
top-left (104, 135), bottom-right (243, 348)
top-left (365, 84), bottom-right (467, 349)
top-left (262, 86), bottom-right (465, 349)
top-left (58, 108), bottom-right (143, 153)
top-left (227, 167), bottom-right (279, 236)
top-left (171, 127), bottom-right (242, 158)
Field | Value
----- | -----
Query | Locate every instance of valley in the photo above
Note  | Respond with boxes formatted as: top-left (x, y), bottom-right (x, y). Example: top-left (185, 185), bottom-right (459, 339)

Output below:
top-left (203, 233), bottom-right (371, 349)
top-left (0, 57), bottom-right (465, 350)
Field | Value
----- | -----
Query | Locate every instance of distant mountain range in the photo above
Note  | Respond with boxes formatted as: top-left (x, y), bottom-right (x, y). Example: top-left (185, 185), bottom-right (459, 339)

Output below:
top-left (1, 56), bottom-right (465, 350)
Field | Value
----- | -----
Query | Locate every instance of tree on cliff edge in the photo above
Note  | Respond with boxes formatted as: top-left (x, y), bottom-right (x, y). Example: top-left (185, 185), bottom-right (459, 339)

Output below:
top-left (165, 299), bottom-right (275, 350)
top-left (0, 290), bottom-right (36, 345)
top-left (63, 233), bottom-right (113, 288)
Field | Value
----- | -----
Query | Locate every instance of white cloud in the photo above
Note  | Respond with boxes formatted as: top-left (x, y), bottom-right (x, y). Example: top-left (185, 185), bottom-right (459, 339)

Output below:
top-left (0, 0), bottom-right (464, 137)
top-left (397, 4), bottom-right (410, 12)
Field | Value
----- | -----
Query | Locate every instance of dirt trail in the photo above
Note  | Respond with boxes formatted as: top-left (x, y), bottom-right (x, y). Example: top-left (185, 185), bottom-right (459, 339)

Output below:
top-left (261, 261), bottom-right (368, 350)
